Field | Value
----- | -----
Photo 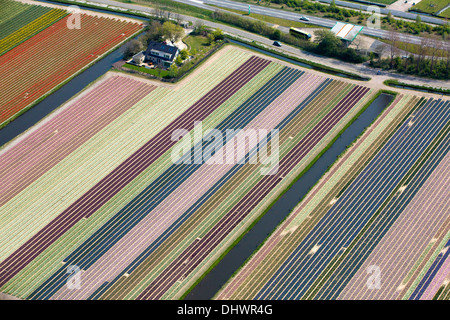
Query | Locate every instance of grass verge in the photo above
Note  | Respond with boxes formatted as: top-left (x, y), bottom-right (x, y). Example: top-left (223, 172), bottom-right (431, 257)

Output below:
top-left (37, 0), bottom-right (150, 20)
top-left (123, 63), bottom-right (170, 77)
top-left (227, 36), bottom-right (370, 81)
top-left (208, 5), bottom-right (320, 29)
top-left (384, 79), bottom-right (450, 95)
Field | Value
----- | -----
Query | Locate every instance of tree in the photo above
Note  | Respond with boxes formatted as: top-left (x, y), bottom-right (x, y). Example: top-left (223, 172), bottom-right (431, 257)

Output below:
top-left (175, 55), bottom-right (183, 65)
top-left (144, 20), bottom-right (164, 44)
top-left (387, 11), bottom-right (393, 23)
top-left (314, 30), bottom-right (342, 55)
top-left (206, 33), bottom-right (215, 45)
top-left (416, 14), bottom-right (421, 25)
top-left (156, 62), bottom-right (164, 78)
top-left (193, 20), bottom-right (207, 36)
top-left (169, 64), bottom-right (178, 78)
top-left (212, 29), bottom-right (225, 41)
top-left (352, 37), bottom-right (363, 52)
top-left (402, 41), bottom-right (411, 69)
top-left (271, 28), bottom-right (281, 40)
top-left (417, 36), bottom-right (431, 71)
top-left (180, 49), bottom-right (189, 60)
top-left (388, 30), bottom-right (400, 68)
top-left (123, 39), bottom-right (143, 59)
top-left (446, 40), bottom-right (450, 72)
top-left (162, 21), bottom-right (184, 43)
top-left (175, 13), bottom-right (182, 25)
top-left (155, 8), bottom-right (167, 21)
top-left (429, 38), bottom-right (442, 73)
top-left (330, 0), bottom-right (337, 11)
top-left (373, 43), bottom-right (387, 61)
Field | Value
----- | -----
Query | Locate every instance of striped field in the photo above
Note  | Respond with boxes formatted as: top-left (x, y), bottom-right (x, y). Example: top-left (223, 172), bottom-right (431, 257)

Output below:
top-left (217, 93), bottom-right (449, 300)
top-left (0, 46), bottom-right (376, 300)
top-left (0, 0), bottom-right (143, 128)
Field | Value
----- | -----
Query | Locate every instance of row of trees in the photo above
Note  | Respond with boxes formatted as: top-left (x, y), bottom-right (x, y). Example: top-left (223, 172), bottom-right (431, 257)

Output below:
top-left (209, 10), bottom-right (366, 63)
top-left (313, 30), bottom-right (366, 63)
top-left (122, 17), bottom-right (226, 80)
top-left (210, 10), bottom-right (314, 49)
top-left (254, 0), bottom-right (450, 38)
top-left (384, 11), bottom-right (450, 37)
top-left (123, 21), bottom-right (185, 59)
top-left (141, 21), bottom-right (185, 46)
top-left (370, 31), bottom-right (450, 79)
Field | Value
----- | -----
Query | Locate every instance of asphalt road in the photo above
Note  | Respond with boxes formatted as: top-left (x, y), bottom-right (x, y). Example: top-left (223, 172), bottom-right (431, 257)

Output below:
top-left (176, 0), bottom-right (449, 49)
top-left (178, 0), bottom-right (446, 26)
top-left (51, 0), bottom-right (449, 89)
top-left (316, 0), bottom-right (445, 25)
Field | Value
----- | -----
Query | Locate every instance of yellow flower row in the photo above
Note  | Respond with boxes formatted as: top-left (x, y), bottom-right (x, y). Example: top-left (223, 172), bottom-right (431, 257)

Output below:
top-left (0, 9), bottom-right (67, 55)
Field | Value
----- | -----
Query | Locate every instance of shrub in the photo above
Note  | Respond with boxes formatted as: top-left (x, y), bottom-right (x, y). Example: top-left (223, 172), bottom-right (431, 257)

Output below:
top-left (271, 29), bottom-right (282, 41)
top-left (212, 29), bottom-right (225, 41)
top-left (180, 49), bottom-right (189, 60)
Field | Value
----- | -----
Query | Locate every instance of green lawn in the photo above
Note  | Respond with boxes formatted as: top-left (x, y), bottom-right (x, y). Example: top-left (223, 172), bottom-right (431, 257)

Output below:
top-left (183, 35), bottom-right (210, 52)
top-left (123, 63), bottom-right (171, 77)
top-left (440, 7), bottom-right (450, 18)
top-left (209, 5), bottom-right (314, 29)
top-left (411, 0), bottom-right (449, 15)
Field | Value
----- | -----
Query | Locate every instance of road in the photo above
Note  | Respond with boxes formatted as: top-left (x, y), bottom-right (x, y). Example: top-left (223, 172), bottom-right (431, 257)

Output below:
top-left (316, 0), bottom-right (445, 25)
top-left (176, 0), bottom-right (446, 26)
top-left (175, 0), bottom-right (449, 49)
top-left (41, 0), bottom-right (449, 90)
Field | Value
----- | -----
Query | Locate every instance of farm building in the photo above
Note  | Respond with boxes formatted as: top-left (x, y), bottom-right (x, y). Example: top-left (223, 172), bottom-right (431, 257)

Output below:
top-left (132, 52), bottom-right (145, 66)
top-left (145, 40), bottom-right (179, 69)
top-left (330, 22), bottom-right (363, 46)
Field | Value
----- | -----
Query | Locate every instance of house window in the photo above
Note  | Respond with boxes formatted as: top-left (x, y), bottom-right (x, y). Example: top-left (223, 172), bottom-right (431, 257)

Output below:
top-left (151, 50), bottom-right (159, 56)
top-left (164, 54), bottom-right (170, 59)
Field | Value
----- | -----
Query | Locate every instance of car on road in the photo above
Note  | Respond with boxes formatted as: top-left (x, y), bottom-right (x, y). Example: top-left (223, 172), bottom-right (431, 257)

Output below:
top-left (376, 70), bottom-right (382, 75)
top-left (273, 41), bottom-right (282, 47)
top-left (299, 16), bottom-right (310, 21)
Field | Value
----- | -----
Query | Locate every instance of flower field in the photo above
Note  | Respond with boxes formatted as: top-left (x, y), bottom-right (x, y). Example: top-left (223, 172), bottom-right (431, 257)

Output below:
top-left (217, 93), bottom-right (450, 300)
top-left (0, 47), bottom-right (375, 300)
top-left (0, 1), bottom-right (68, 56)
top-left (0, 0), bottom-right (143, 128)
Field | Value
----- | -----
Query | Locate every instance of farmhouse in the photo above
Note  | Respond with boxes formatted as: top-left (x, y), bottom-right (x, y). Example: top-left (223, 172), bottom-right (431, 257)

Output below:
top-left (145, 40), bottom-right (179, 69)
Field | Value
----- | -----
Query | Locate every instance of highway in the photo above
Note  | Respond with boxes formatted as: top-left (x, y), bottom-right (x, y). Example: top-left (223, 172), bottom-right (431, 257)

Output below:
top-left (316, 0), bottom-right (445, 25)
top-left (177, 0), bottom-right (446, 25)
top-left (175, 0), bottom-right (449, 49)
top-left (54, 0), bottom-right (448, 49)
top-left (38, 0), bottom-right (450, 89)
